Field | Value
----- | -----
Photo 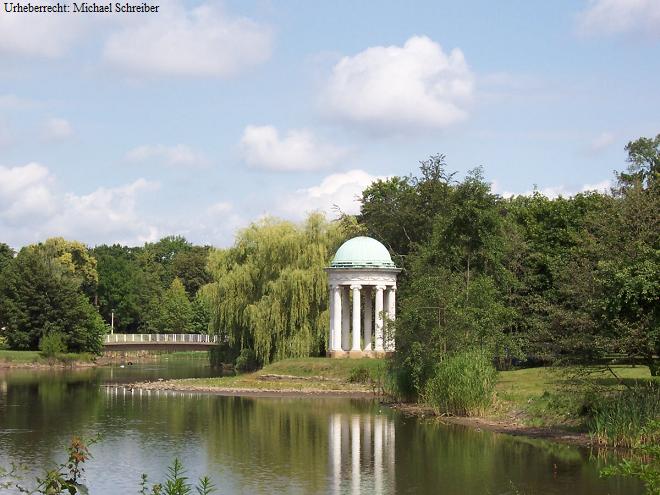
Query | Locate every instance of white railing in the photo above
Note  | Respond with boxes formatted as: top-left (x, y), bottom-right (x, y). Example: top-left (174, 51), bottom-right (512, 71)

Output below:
top-left (104, 334), bottom-right (219, 344)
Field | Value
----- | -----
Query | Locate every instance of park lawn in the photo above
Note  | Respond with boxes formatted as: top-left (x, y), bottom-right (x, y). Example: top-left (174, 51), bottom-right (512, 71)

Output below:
top-left (494, 365), bottom-right (657, 429)
top-left (0, 350), bottom-right (42, 363)
top-left (0, 349), bottom-right (96, 365)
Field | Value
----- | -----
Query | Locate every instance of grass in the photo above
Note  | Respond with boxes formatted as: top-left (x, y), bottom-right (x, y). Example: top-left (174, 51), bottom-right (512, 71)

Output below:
top-left (144, 357), bottom-right (386, 394)
top-left (0, 349), bottom-right (96, 365)
top-left (494, 365), bottom-right (659, 446)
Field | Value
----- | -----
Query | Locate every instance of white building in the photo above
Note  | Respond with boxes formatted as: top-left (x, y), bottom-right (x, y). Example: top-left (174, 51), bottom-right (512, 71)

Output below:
top-left (325, 236), bottom-right (401, 358)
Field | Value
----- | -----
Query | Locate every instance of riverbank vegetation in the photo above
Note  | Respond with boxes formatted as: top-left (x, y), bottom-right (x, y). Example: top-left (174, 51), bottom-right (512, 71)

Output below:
top-left (0, 349), bottom-right (96, 367)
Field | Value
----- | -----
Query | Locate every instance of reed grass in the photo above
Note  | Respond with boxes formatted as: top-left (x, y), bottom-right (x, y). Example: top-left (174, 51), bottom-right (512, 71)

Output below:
top-left (587, 381), bottom-right (660, 448)
top-left (422, 350), bottom-right (498, 416)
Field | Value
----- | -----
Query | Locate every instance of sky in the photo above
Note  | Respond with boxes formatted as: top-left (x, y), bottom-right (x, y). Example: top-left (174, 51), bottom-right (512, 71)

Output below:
top-left (0, 0), bottom-right (658, 249)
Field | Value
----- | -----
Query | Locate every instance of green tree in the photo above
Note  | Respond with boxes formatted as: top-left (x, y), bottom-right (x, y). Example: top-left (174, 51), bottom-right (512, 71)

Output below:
top-left (0, 247), bottom-right (105, 352)
top-left (190, 292), bottom-right (211, 334)
top-left (592, 135), bottom-right (659, 374)
top-left (140, 235), bottom-right (193, 288)
top-left (0, 243), bottom-right (14, 274)
top-left (33, 238), bottom-right (99, 297)
top-left (93, 244), bottom-right (161, 333)
top-left (145, 278), bottom-right (193, 334)
top-left (172, 246), bottom-right (212, 297)
top-left (387, 167), bottom-right (517, 397)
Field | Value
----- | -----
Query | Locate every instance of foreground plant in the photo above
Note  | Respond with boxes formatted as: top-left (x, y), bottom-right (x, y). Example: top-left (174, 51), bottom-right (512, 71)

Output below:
top-left (140, 458), bottom-right (216, 495)
top-left (3, 437), bottom-right (216, 495)
top-left (601, 421), bottom-right (660, 495)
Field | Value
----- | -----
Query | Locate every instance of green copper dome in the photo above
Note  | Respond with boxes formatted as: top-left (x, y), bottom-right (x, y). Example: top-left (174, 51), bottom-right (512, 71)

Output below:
top-left (330, 236), bottom-right (396, 269)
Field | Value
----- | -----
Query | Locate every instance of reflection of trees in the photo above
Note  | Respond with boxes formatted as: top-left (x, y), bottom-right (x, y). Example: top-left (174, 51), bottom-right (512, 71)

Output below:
top-left (392, 421), bottom-right (641, 494)
top-left (0, 369), bottom-right (105, 468)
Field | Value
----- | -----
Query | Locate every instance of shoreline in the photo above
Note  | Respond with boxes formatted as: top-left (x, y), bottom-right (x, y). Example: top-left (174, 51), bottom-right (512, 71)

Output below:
top-left (387, 402), bottom-right (594, 448)
top-left (130, 379), bottom-right (377, 398)
top-left (0, 360), bottom-right (98, 369)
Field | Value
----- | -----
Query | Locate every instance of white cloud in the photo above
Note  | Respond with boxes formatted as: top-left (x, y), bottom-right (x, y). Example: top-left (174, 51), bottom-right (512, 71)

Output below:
top-left (494, 179), bottom-right (612, 199)
top-left (279, 169), bottom-right (384, 219)
top-left (240, 125), bottom-right (347, 171)
top-left (589, 131), bottom-right (616, 153)
top-left (322, 36), bottom-right (474, 133)
top-left (0, 163), bottom-right (55, 222)
top-left (42, 117), bottom-right (74, 141)
top-left (0, 162), bottom-right (160, 247)
top-left (126, 144), bottom-right (208, 167)
top-left (0, 10), bottom-right (85, 57)
top-left (104, 2), bottom-right (272, 78)
top-left (578, 0), bottom-right (660, 36)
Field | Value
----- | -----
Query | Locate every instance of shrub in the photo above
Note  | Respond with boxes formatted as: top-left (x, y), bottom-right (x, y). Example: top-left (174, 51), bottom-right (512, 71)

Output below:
top-left (348, 365), bottom-right (371, 383)
top-left (422, 349), bottom-right (497, 416)
top-left (39, 331), bottom-right (67, 358)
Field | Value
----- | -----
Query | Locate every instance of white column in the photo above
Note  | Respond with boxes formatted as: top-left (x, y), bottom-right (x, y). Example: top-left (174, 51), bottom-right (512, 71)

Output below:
top-left (374, 285), bottom-right (385, 352)
top-left (328, 284), bottom-right (335, 354)
top-left (341, 286), bottom-right (350, 351)
top-left (351, 284), bottom-right (362, 352)
top-left (332, 286), bottom-right (342, 351)
top-left (351, 415), bottom-right (361, 495)
top-left (363, 287), bottom-right (372, 351)
top-left (386, 286), bottom-right (396, 351)
top-left (330, 414), bottom-right (342, 494)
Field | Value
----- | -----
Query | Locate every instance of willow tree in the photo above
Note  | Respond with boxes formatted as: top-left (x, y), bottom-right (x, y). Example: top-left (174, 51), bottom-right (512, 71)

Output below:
top-left (206, 213), bottom-right (359, 364)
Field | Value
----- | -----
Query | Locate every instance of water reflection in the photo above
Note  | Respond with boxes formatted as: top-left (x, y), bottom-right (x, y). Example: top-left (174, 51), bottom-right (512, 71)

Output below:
top-left (328, 413), bottom-right (396, 494)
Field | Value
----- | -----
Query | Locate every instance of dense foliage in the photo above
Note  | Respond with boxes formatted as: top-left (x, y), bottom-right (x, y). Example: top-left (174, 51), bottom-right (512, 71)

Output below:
top-left (0, 245), bottom-right (105, 353)
top-left (357, 135), bottom-right (659, 401)
top-left (0, 235), bottom-right (214, 353)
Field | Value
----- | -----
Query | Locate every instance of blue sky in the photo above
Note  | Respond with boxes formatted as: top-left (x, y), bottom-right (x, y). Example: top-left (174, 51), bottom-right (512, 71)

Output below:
top-left (0, 0), bottom-right (658, 248)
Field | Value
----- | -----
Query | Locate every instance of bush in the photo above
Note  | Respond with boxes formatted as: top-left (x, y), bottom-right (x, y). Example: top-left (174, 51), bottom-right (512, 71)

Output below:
top-left (422, 349), bottom-right (497, 416)
top-left (348, 365), bottom-right (371, 383)
top-left (39, 331), bottom-right (67, 357)
top-left (235, 348), bottom-right (260, 372)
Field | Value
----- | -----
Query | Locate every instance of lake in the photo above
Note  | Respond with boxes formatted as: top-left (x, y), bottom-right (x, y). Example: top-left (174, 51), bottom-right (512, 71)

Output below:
top-left (0, 358), bottom-right (642, 494)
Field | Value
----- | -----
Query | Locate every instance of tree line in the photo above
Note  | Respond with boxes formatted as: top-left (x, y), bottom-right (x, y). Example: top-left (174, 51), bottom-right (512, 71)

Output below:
top-left (0, 134), bottom-right (657, 376)
top-left (0, 236), bottom-right (213, 353)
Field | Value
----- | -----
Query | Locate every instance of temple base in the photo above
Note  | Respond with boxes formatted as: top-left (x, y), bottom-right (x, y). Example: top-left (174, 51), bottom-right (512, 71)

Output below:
top-left (327, 350), bottom-right (394, 359)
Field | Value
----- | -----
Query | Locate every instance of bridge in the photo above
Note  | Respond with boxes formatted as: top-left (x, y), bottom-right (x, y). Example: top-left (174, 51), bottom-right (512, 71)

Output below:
top-left (103, 334), bottom-right (219, 351)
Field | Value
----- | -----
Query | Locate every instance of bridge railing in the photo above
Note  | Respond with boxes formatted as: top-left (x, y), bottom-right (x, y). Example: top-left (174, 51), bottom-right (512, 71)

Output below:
top-left (104, 334), bottom-right (219, 344)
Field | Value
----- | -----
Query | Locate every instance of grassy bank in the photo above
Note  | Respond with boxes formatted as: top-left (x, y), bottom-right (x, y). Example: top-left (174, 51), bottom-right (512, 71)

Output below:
top-left (494, 365), bottom-right (659, 446)
top-left (0, 349), bottom-right (96, 367)
top-left (135, 357), bottom-right (386, 395)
